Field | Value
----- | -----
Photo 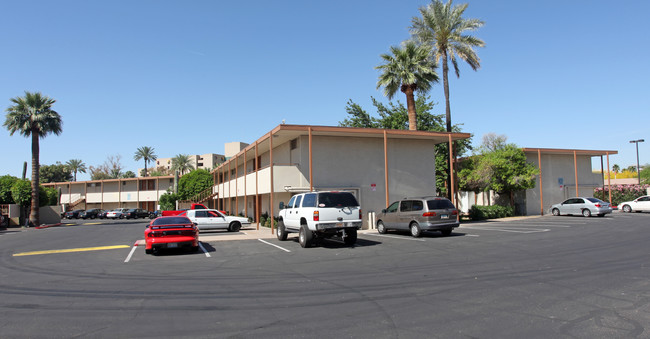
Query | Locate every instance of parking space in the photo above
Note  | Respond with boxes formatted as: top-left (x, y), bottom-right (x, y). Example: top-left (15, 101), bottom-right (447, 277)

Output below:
top-left (7, 212), bottom-right (647, 265)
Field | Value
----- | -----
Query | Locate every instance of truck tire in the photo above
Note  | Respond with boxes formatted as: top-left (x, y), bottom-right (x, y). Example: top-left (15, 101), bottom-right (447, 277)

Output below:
top-left (343, 228), bottom-right (357, 246)
top-left (377, 221), bottom-right (387, 234)
top-left (277, 220), bottom-right (288, 241)
top-left (299, 224), bottom-right (312, 248)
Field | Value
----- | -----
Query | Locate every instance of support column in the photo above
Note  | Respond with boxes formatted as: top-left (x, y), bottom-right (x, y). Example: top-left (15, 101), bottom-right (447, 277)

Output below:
top-left (606, 152), bottom-right (612, 204)
top-left (383, 130), bottom-right (389, 207)
top-left (255, 141), bottom-right (259, 230)
top-left (574, 151), bottom-right (579, 197)
top-left (448, 134), bottom-right (455, 207)
top-left (309, 127), bottom-right (313, 192)
top-left (538, 149), bottom-right (544, 216)
top-left (270, 134), bottom-right (275, 234)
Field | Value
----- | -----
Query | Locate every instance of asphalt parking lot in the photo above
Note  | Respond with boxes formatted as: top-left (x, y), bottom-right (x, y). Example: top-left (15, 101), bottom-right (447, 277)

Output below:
top-left (1, 212), bottom-right (649, 338)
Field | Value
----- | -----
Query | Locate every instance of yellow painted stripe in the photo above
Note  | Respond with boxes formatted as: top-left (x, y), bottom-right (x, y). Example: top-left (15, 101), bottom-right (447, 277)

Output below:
top-left (13, 245), bottom-right (130, 257)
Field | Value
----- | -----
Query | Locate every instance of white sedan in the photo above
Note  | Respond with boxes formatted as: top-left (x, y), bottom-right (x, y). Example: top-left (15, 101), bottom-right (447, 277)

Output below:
top-left (184, 209), bottom-right (251, 232)
top-left (619, 196), bottom-right (650, 213)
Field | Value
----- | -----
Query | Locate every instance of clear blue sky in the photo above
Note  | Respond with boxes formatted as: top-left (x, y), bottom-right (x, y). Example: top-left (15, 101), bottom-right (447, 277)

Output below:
top-left (2, 0), bottom-right (648, 182)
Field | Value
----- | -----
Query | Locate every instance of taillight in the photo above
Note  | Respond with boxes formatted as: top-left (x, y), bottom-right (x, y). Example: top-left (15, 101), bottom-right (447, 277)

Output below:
top-left (422, 212), bottom-right (437, 217)
top-left (313, 211), bottom-right (319, 221)
top-left (359, 209), bottom-right (362, 219)
top-left (452, 210), bottom-right (458, 215)
top-left (594, 204), bottom-right (601, 208)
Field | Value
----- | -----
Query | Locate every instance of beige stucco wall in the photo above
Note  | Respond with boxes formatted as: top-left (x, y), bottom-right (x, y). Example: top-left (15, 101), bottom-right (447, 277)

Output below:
top-left (525, 153), bottom-right (604, 215)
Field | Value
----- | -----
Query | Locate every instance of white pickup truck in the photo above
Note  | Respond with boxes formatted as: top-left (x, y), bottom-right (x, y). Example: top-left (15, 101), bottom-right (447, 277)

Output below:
top-left (277, 191), bottom-right (362, 248)
top-left (184, 209), bottom-right (250, 232)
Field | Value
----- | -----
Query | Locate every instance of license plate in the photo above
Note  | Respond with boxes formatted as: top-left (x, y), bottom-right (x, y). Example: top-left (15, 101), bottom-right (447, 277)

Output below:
top-left (441, 214), bottom-right (449, 219)
top-left (167, 243), bottom-right (178, 248)
top-left (336, 222), bottom-right (344, 227)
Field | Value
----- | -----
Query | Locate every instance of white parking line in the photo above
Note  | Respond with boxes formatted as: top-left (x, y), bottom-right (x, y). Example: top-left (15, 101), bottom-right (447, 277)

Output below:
top-left (364, 233), bottom-right (426, 241)
top-left (461, 226), bottom-right (550, 233)
top-left (199, 242), bottom-right (211, 257)
top-left (258, 239), bottom-right (291, 252)
top-left (124, 243), bottom-right (138, 263)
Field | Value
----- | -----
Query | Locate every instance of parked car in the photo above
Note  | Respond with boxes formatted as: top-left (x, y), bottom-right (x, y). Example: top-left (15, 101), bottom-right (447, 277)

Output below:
top-left (277, 191), bottom-right (362, 248)
top-left (106, 208), bottom-right (129, 219)
top-left (376, 196), bottom-right (459, 237)
top-left (185, 209), bottom-right (251, 232)
top-left (98, 210), bottom-right (109, 219)
top-left (64, 209), bottom-right (85, 219)
top-left (80, 209), bottom-right (104, 219)
top-left (550, 197), bottom-right (612, 217)
top-left (124, 208), bottom-right (150, 219)
top-left (144, 216), bottom-right (199, 255)
top-left (619, 195), bottom-right (650, 213)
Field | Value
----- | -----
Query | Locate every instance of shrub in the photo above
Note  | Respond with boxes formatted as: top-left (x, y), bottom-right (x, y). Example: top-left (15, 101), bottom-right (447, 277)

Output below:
top-left (468, 205), bottom-right (514, 221)
top-left (594, 184), bottom-right (649, 206)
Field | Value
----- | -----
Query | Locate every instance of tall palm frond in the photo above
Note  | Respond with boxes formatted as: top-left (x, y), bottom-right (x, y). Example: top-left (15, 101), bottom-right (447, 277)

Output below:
top-left (4, 91), bottom-right (63, 226)
top-left (134, 146), bottom-right (157, 177)
top-left (66, 159), bottom-right (86, 181)
top-left (376, 41), bottom-right (439, 130)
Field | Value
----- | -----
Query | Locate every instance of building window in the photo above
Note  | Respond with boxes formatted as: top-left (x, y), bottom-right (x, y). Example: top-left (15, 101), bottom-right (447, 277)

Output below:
top-left (290, 138), bottom-right (298, 150)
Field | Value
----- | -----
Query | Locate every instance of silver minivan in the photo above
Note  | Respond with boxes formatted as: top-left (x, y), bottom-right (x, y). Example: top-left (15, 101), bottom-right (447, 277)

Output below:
top-left (376, 196), bottom-right (459, 237)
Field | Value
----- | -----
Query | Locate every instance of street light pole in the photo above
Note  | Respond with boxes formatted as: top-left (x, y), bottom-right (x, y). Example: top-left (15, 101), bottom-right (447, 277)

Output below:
top-left (629, 139), bottom-right (645, 185)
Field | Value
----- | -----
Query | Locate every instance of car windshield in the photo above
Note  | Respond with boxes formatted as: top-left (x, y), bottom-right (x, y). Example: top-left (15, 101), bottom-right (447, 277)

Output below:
top-left (152, 217), bottom-right (192, 226)
top-left (317, 192), bottom-right (359, 208)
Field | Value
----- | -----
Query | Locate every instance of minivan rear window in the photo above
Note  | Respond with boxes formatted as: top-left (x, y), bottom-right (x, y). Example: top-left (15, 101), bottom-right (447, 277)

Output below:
top-left (317, 192), bottom-right (359, 207)
top-left (427, 199), bottom-right (455, 210)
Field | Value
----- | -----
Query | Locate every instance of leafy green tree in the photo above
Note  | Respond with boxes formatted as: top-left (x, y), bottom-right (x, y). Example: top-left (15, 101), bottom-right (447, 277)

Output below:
top-left (459, 139), bottom-right (539, 208)
top-left (159, 192), bottom-right (179, 211)
top-left (339, 94), bottom-right (471, 195)
top-left (178, 169), bottom-right (214, 200)
top-left (612, 164), bottom-right (620, 173)
top-left (43, 186), bottom-right (59, 206)
top-left (171, 154), bottom-right (194, 175)
top-left (376, 41), bottom-right (439, 131)
top-left (4, 91), bottom-right (63, 226)
top-left (65, 159), bottom-right (86, 181)
top-left (0, 175), bottom-right (18, 204)
top-left (134, 146), bottom-right (157, 177)
top-left (40, 162), bottom-right (73, 183)
top-left (122, 171), bottom-right (136, 178)
top-left (410, 0), bottom-right (485, 133)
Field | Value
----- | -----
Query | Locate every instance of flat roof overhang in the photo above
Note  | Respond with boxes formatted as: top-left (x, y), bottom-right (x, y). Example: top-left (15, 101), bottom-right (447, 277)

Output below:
top-left (217, 124), bottom-right (472, 170)
top-left (523, 148), bottom-right (618, 156)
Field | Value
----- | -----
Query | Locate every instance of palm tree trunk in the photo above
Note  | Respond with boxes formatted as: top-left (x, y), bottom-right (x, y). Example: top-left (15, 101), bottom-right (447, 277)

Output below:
top-left (144, 161), bottom-right (148, 177)
top-left (442, 51), bottom-right (453, 199)
top-left (442, 51), bottom-right (452, 133)
top-left (404, 86), bottom-right (418, 131)
top-left (30, 130), bottom-right (40, 226)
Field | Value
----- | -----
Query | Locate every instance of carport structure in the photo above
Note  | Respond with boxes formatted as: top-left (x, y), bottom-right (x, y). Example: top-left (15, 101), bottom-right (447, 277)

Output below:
top-left (523, 148), bottom-right (618, 216)
top-left (211, 124), bottom-right (471, 231)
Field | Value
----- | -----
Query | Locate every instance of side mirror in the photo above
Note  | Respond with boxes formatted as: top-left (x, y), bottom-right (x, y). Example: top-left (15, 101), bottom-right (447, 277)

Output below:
top-left (279, 202), bottom-right (285, 210)
top-left (381, 209), bottom-right (387, 213)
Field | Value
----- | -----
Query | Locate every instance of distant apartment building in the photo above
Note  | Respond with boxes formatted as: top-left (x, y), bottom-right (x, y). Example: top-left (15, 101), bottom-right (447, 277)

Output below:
top-left (142, 153), bottom-right (226, 176)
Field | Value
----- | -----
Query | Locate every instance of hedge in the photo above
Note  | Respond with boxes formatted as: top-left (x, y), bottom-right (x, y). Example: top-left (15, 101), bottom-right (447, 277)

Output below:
top-left (468, 205), bottom-right (514, 221)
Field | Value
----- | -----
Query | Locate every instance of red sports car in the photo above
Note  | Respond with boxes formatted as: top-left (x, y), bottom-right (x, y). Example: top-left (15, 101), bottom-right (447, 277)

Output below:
top-left (145, 216), bottom-right (199, 255)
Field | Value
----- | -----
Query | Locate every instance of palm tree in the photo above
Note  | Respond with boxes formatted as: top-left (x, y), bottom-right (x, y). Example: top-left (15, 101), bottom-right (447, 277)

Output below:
top-left (171, 154), bottom-right (194, 175)
top-left (66, 159), bottom-right (86, 181)
top-left (410, 0), bottom-right (485, 132)
top-left (4, 91), bottom-right (63, 226)
top-left (134, 146), bottom-right (157, 177)
top-left (376, 41), bottom-right (439, 131)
